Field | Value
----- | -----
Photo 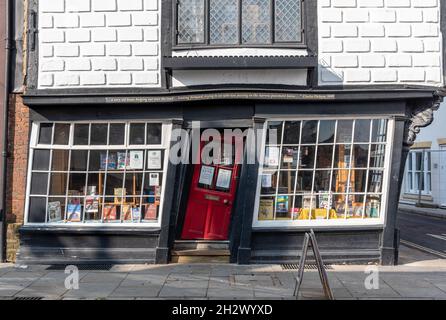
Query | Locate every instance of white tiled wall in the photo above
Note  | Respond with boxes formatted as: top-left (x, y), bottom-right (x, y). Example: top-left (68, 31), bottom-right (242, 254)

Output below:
top-left (319, 0), bottom-right (444, 86)
top-left (38, 0), bottom-right (161, 89)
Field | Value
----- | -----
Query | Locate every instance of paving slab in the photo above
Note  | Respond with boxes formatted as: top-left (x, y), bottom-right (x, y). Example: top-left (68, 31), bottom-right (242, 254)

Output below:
top-left (62, 283), bottom-right (119, 299)
top-left (110, 285), bottom-right (162, 298)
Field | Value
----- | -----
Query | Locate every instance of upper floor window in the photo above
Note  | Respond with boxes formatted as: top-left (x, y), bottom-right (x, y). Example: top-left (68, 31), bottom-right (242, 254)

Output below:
top-left (176, 0), bottom-right (304, 47)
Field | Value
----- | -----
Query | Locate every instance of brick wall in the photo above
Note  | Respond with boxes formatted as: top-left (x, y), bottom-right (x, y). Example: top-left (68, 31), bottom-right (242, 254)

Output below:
top-left (318, 0), bottom-right (443, 86)
top-left (38, 0), bottom-right (161, 89)
top-left (6, 94), bottom-right (29, 262)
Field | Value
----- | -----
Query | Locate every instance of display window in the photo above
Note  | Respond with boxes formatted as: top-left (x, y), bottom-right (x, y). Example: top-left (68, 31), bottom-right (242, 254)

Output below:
top-left (25, 122), bottom-right (171, 226)
top-left (255, 118), bottom-right (391, 226)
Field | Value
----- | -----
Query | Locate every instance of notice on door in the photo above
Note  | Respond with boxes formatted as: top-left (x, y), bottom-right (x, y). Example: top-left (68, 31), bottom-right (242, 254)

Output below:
top-left (199, 166), bottom-right (215, 186)
top-left (216, 169), bottom-right (232, 190)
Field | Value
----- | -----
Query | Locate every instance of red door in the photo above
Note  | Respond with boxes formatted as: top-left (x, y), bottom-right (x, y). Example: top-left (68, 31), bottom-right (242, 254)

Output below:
top-left (181, 137), bottom-right (242, 240)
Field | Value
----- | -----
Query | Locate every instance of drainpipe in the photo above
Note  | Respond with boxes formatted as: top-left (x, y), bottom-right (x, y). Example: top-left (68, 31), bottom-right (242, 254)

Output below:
top-left (0, 0), bottom-right (12, 262)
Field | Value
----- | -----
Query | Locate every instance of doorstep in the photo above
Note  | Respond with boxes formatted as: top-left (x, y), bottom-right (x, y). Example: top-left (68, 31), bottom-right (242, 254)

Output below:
top-left (171, 240), bottom-right (231, 264)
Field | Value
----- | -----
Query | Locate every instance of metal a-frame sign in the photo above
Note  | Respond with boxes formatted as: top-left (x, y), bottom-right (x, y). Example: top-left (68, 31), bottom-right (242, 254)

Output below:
top-left (293, 229), bottom-right (334, 300)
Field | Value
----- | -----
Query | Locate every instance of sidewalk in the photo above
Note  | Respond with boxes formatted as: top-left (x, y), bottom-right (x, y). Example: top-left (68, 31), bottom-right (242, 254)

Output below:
top-left (0, 245), bottom-right (445, 300)
top-left (399, 203), bottom-right (446, 219)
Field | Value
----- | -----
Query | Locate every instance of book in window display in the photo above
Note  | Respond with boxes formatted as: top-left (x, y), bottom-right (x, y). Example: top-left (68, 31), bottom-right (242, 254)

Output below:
top-left (100, 152), bottom-right (117, 170)
top-left (366, 200), bottom-right (380, 218)
top-left (276, 195), bottom-right (289, 215)
top-left (143, 204), bottom-right (157, 220)
top-left (67, 203), bottom-right (82, 222)
top-left (117, 152), bottom-right (129, 170)
top-left (258, 199), bottom-right (274, 220)
top-left (121, 204), bottom-right (132, 221)
top-left (131, 206), bottom-right (141, 222)
top-left (114, 188), bottom-right (126, 204)
top-left (48, 201), bottom-right (62, 222)
top-left (85, 195), bottom-right (99, 220)
top-left (103, 205), bottom-right (118, 221)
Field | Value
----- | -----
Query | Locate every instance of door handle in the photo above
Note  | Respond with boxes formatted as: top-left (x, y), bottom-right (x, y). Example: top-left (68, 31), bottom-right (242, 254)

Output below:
top-left (223, 199), bottom-right (230, 205)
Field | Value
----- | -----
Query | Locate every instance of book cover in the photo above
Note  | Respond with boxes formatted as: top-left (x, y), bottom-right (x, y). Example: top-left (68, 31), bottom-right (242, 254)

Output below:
top-left (114, 188), bottom-right (126, 204)
top-left (100, 152), bottom-right (117, 170)
top-left (131, 207), bottom-right (141, 222)
top-left (144, 204), bottom-right (157, 220)
top-left (103, 205), bottom-right (117, 221)
top-left (258, 199), bottom-right (274, 220)
top-left (276, 195), bottom-right (289, 213)
top-left (67, 204), bottom-right (81, 222)
top-left (121, 204), bottom-right (132, 221)
top-left (117, 152), bottom-right (128, 170)
top-left (85, 196), bottom-right (99, 213)
top-left (48, 201), bottom-right (62, 222)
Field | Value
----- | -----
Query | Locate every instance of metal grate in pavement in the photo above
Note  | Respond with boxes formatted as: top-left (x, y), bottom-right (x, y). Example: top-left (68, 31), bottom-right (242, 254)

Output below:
top-left (281, 263), bottom-right (333, 270)
top-left (13, 297), bottom-right (43, 301)
top-left (46, 264), bottom-right (114, 271)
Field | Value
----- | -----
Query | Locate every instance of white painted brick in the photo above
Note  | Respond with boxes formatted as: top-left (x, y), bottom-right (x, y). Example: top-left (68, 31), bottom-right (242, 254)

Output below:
top-left (108, 43), bottom-right (132, 56)
top-left (41, 59), bottom-right (65, 72)
top-left (413, 54), bottom-right (441, 67)
top-left (319, 56), bottom-right (332, 67)
top-left (54, 15), bottom-right (80, 29)
top-left (134, 72), bottom-right (158, 85)
top-left (412, 24), bottom-right (439, 37)
top-left (107, 13), bottom-right (132, 27)
top-left (39, 74), bottom-right (54, 87)
top-left (371, 39), bottom-right (397, 52)
top-left (66, 59), bottom-right (92, 71)
top-left (92, 29), bottom-right (118, 42)
top-left (426, 69), bottom-right (441, 83)
top-left (55, 74), bottom-right (80, 86)
top-left (92, 58), bottom-right (118, 71)
top-left (332, 0), bottom-right (357, 7)
top-left (39, 14), bottom-right (54, 29)
top-left (132, 12), bottom-right (158, 26)
top-left (66, 0), bottom-right (91, 12)
top-left (118, 0), bottom-right (144, 11)
top-left (81, 73), bottom-right (107, 85)
top-left (333, 55), bottom-right (359, 67)
top-left (344, 39), bottom-right (371, 52)
top-left (321, 40), bottom-right (344, 53)
top-left (360, 24), bottom-right (385, 37)
top-left (40, 30), bottom-right (65, 43)
top-left (344, 9), bottom-right (369, 22)
top-left (40, 0), bottom-right (65, 13)
top-left (80, 14), bottom-right (106, 27)
top-left (423, 9), bottom-right (439, 23)
top-left (133, 43), bottom-right (158, 56)
top-left (321, 9), bottom-right (343, 22)
top-left (93, 0), bottom-right (118, 12)
top-left (81, 43), bottom-right (106, 56)
top-left (387, 55), bottom-right (412, 67)
top-left (423, 39), bottom-right (440, 52)
top-left (54, 45), bottom-right (80, 57)
top-left (397, 9), bottom-right (423, 22)
top-left (372, 69), bottom-right (398, 82)
top-left (144, 0), bottom-right (158, 11)
top-left (385, 0), bottom-right (410, 8)
top-left (144, 28), bottom-right (159, 41)
top-left (332, 25), bottom-right (358, 37)
top-left (370, 10), bottom-right (396, 22)
top-left (345, 69), bottom-right (371, 82)
top-left (144, 58), bottom-right (159, 70)
top-left (321, 68), bottom-right (344, 82)
top-left (118, 28), bottom-right (144, 42)
top-left (399, 69), bottom-right (425, 82)
top-left (360, 54), bottom-right (386, 67)
top-left (108, 73), bottom-right (132, 85)
top-left (398, 39), bottom-right (424, 52)
top-left (358, 0), bottom-right (384, 7)
top-left (412, 0), bottom-right (438, 8)
top-left (320, 25), bottom-right (331, 38)
top-left (386, 24), bottom-right (411, 37)
top-left (40, 45), bottom-right (54, 58)
top-left (66, 29), bottom-right (91, 43)
top-left (120, 58), bottom-right (144, 71)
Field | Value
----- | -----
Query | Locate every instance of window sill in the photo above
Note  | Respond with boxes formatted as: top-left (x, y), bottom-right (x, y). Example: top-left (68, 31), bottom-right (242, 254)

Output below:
top-left (20, 224), bottom-right (161, 236)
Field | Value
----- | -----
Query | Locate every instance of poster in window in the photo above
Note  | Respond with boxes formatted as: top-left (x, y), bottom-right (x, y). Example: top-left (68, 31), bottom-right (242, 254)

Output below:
top-left (216, 169), bottom-right (232, 190)
top-left (265, 147), bottom-right (279, 167)
top-left (129, 151), bottom-right (144, 169)
top-left (48, 201), bottom-right (62, 222)
top-left (149, 173), bottom-right (160, 186)
top-left (258, 199), bottom-right (274, 220)
top-left (199, 166), bottom-right (215, 186)
top-left (147, 150), bottom-right (162, 169)
top-left (67, 203), bottom-right (81, 222)
top-left (282, 148), bottom-right (294, 164)
top-left (261, 173), bottom-right (272, 188)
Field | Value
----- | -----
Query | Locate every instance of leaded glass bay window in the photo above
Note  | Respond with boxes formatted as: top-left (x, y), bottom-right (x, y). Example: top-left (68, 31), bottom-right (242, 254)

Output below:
top-left (176, 0), bottom-right (304, 46)
top-left (26, 122), bottom-right (169, 225)
top-left (256, 118), bottom-right (391, 225)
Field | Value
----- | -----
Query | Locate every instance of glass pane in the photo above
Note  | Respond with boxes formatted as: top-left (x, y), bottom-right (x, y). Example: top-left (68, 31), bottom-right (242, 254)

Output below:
top-left (354, 119), bottom-right (371, 143)
top-left (109, 123), bottom-right (125, 145)
top-left (281, 147), bottom-right (299, 168)
top-left (47, 197), bottom-right (65, 222)
top-left (142, 203), bottom-right (159, 221)
top-left (296, 171), bottom-right (313, 192)
top-left (336, 120), bottom-right (353, 143)
top-left (90, 124), bottom-right (108, 145)
top-left (368, 170), bottom-right (383, 193)
top-left (331, 194), bottom-right (347, 219)
top-left (275, 195), bottom-right (293, 220)
top-left (275, 0), bottom-right (302, 42)
top-left (371, 119), bottom-right (387, 143)
top-left (352, 144), bottom-right (369, 168)
top-left (350, 169), bottom-right (367, 193)
top-left (104, 173), bottom-right (124, 196)
top-left (370, 144), bottom-right (386, 168)
top-left (32, 149), bottom-right (50, 170)
top-left (415, 152), bottom-right (422, 170)
top-left (258, 196), bottom-right (275, 220)
top-left (266, 121), bottom-right (282, 145)
top-left (314, 170), bottom-right (331, 192)
top-left (299, 146), bottom-right (315, 169)
top-left (334, 145), bottom-right (351, 168)
top-left (125, 172), bottom-right (144, 197)
top-left (365, 194), bottom-right (381, 218)
top-left (31, 172), bottom-right (48, 195)
top-left (147, 123), bottom-right (162, 145)
top-left (52, 149), bottom-right (69, 171)
top-left (242, 0), bottom-right (271, 44)
top-left (210, 0), bottom-right (238, 44)
top-left (129, 123), bottom-right (145, 145)
top-left (178, 0), bottom-right (205, 43)
top-left (318, 120), bottom-right (336, 144)
top-left (49, 172), bottom-right (67, 196)
top-left (73, 124), bottom-right (89, 145)
top-left (278, 170), bottom-right (295, 194)
top-left (28, 197), bottom-right (47, 223)
top-left (264, 146), bottom-right (280, 168)
top-left (143, 172), bottom-right (162, 197)
top-left (38, 123), bottom-right (53, 144)
top-left (89, 150), bottom-right (107, 171)
top-left (332, 170), bottom-right (349, 193)
top-left (283, 121), bottom-right (300, 144)
top-left (86, 173), bottom-right (100, 196)
top-left (68, 173), bottom-right (86, 195)
top-left (260, 171), bottom-right (277, 194)
top-left (347, 194), bottom-right (365, 219)
top-left (53, 123), bottom-right (70, 145)
top-left (70, 150), bottom-right (88, 171)
top-left (316, 145), bottom-right (333, 168)
top-left (301, 120), bottom-right (318, 144)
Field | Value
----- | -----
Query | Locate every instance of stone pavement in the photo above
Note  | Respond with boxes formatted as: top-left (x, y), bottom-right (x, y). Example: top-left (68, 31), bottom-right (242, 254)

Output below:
top-left (0, 246), bottom-right (445, 300)
top-left (399, 203), bottom-right (446, 219)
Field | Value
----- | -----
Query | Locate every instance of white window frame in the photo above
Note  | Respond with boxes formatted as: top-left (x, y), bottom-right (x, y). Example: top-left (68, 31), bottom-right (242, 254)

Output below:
top-left (24, 121), bottom-right (173, 228)
top-left (252, 116), bottom-right (394, 229)
top-left (405, 150), bottom-right (432, 195)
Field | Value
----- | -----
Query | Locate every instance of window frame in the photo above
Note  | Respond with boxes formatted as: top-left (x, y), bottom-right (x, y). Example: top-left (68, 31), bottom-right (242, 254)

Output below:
top-left (172, 0), bottom-right (307, 49)
top-left (252, 116), bottom-right (395, 229)
top-left (24, 121), bottom-right (172, 228)
top-left (405, 150), bottom-right (432, 195)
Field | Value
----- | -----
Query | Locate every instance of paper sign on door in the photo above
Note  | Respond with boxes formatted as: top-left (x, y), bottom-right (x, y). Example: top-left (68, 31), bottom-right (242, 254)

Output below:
top-left (199, 166), bottom-right (215, 186)
top-left (216, 169), bottom-right (232, 190)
